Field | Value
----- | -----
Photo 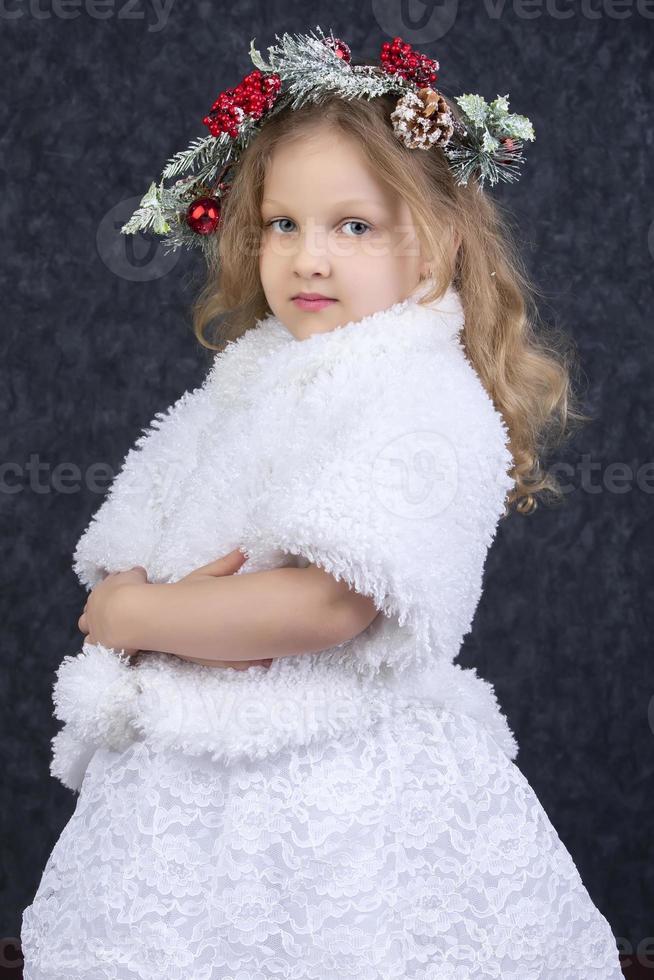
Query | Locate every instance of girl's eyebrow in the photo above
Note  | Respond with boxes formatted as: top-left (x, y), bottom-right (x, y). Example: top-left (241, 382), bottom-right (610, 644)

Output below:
top-left (261, 197), bottom-right (387, 211)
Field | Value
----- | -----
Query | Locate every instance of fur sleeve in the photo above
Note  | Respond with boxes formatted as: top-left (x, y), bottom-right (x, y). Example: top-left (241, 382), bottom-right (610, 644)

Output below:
top-left (72, 385), bottom-right (208, 591)
top-left (240, 340), bottom-right (515, 672)
top-left (49, 642), bottom-right (141, 792)
top-left (70, 322), bottom-right (282, 592)
top-left (49, 727), bottom-right (98, 793)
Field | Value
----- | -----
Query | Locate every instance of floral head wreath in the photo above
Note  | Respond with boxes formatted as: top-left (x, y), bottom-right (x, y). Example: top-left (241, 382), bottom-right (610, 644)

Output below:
top-left (121, 25), bottom-right (535, 257)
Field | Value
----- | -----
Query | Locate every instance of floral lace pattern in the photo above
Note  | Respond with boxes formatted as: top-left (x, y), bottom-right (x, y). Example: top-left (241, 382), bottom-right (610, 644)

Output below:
top-left (22, 705), bottom-right (622, 979)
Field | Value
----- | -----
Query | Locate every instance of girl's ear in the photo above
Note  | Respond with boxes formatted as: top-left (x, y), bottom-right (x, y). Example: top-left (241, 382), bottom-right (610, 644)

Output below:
top-left (447, 224), bottom-right (462, 258)
top-left (420, 226), bottom-right (461, 280)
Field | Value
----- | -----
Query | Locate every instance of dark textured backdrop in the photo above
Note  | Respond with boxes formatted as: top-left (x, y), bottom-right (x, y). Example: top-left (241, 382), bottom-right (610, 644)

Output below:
top-left (2, 0), bottom-right (653, 972)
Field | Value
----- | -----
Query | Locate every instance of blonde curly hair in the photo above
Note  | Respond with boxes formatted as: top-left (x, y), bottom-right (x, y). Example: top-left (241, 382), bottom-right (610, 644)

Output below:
top-left (191, 89), bottom-right (590, 517)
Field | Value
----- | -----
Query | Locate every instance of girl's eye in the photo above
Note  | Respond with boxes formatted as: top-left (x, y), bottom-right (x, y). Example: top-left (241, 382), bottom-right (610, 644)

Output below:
top-left (265, 218), bottom-right (371, 236)
top-left (266, 218), bottom-right (296, 233)
top-left (340, 220), bottom-right (371, 237)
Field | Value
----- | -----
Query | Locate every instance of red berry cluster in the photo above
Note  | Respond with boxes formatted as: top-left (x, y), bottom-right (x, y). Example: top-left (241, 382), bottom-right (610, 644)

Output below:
top-left (203, 70), bottom-right (282, 138)
top-left (379, 37), bottom-right (439, 88)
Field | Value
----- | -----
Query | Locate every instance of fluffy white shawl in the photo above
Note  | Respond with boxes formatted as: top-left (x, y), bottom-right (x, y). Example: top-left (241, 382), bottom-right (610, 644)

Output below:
top-left (51, 282), bottom-right (519, 791)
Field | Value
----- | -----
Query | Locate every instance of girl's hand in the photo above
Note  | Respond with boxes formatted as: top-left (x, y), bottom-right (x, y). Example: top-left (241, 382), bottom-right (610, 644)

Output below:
top-left (174, 548), bottom-right (273, 670)
top-left (78, 567), bottom-right (147, 660)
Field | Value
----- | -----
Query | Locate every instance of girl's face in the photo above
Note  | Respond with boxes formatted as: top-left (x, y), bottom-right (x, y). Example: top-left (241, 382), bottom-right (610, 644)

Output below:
top-left (259, 123), bottom-right (430, 340)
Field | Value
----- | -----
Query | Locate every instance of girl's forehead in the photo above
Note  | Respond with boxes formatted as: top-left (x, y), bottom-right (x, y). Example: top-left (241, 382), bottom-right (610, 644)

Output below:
top-left (261, 174), bottom-right (410, 217)
top-left (262, 149), bottom-right (399, 210)
top-left (264, 128), bottom-right (372, 177)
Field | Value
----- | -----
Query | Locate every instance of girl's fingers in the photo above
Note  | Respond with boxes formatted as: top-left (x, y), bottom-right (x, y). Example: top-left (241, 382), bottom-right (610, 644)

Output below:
top-left (191, 550), bottom-right (248, 578)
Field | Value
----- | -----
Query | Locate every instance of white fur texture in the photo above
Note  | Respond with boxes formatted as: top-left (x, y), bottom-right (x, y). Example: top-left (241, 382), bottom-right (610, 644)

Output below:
top-left (55, 284), bottom-right (518, 791)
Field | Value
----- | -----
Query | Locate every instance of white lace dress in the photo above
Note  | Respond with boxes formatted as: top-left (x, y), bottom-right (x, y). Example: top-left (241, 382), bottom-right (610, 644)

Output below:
top-left (21, 701), bottom-right (622, 979)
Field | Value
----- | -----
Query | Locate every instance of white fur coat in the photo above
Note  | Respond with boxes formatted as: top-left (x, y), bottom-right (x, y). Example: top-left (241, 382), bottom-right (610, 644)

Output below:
top-left (51, 282), bottom-right (519, 792)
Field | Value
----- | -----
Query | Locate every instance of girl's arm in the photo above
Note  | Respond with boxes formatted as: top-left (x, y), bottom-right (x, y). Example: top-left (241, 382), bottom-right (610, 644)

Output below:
top-left (111, 564), bottom-right (380, 664)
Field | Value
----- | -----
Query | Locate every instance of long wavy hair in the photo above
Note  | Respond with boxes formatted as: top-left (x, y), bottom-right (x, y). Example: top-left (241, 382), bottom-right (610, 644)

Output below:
top-left (191, 87), bottom-right (590, 517)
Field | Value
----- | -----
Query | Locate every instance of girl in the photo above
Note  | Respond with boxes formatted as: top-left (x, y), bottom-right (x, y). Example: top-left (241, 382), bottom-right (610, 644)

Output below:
top-left (21, 28), bottom-right (623, 979)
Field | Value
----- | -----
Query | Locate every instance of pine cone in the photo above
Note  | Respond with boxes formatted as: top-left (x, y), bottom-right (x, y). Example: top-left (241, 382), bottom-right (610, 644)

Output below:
top-left (391, 87), bottom-right (455, 150)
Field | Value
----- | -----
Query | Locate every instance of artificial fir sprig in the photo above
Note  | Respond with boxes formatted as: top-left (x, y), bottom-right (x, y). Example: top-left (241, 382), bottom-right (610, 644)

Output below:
top-left (445, 93), bottom-right (536, 186)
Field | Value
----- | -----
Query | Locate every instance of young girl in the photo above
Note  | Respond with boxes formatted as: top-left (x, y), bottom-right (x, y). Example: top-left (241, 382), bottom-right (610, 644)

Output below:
top-left (21, 28), bottom-right (623, 979)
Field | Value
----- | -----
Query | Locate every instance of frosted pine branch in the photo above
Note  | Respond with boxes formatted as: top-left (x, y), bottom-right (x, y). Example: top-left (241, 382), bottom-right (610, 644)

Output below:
top-left (249, 27), bottom-right (409, 113)
top-left (162, 135), bottom-right (219, 180)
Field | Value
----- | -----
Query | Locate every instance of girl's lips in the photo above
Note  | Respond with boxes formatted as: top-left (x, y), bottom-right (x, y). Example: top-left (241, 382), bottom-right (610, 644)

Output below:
top-left (292, 297), bottom-right (337, 311)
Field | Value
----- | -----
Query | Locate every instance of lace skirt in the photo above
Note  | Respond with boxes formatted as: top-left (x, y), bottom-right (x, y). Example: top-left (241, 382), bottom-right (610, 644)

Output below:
top-left (21, 704), bottom-right (622, 980)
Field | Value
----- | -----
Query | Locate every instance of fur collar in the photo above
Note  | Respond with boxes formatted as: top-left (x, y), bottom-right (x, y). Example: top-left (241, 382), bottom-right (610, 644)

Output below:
top-left (204, 280), bottom-right (466, 401)
top-left (257, 278), bottom-right (464, 351)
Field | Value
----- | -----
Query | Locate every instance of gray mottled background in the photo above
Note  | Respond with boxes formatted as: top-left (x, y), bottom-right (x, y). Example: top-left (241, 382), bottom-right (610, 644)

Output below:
top-left (2, 0), bottom-right (653, 974)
